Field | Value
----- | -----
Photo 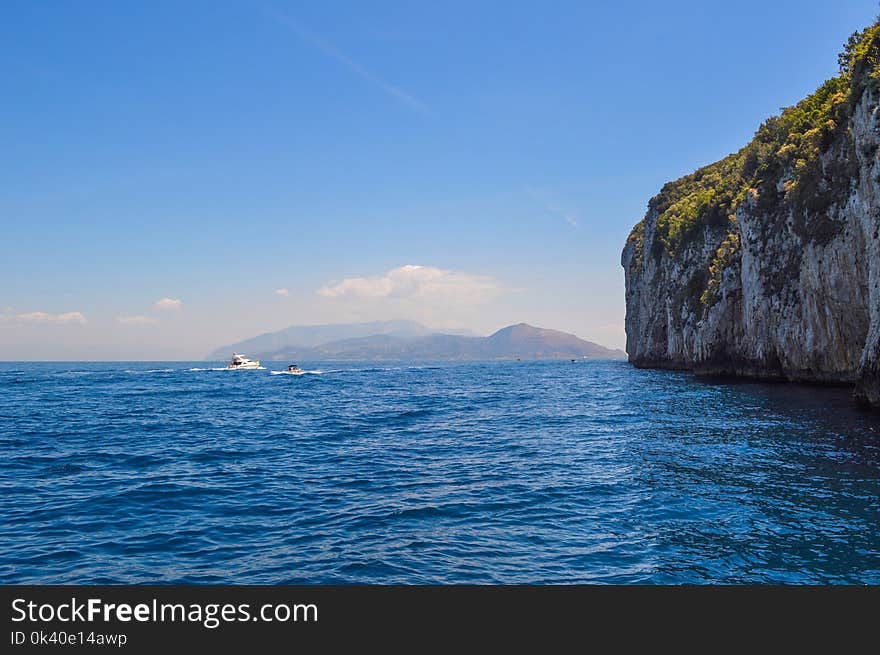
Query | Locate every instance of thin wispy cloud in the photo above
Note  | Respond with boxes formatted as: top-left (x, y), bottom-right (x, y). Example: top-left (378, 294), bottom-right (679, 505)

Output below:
top-left (154, 298), bottom-right (182, 311)
top-left (116, 315), bottom-right (160, 326)
top-left (525, 187), bottom-right (580, 229)
top-left (264, 9), bottom-right (428, 113)
top-left (318, 264), bottom-right (498, 302)
top-left (0, 310), bottom-right (87, 325)
top-left (547, 202), bottom-right (579, 228)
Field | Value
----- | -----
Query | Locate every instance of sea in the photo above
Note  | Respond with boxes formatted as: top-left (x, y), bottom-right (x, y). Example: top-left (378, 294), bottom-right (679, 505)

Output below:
top-left (1, 360), bottom-right (878, 584)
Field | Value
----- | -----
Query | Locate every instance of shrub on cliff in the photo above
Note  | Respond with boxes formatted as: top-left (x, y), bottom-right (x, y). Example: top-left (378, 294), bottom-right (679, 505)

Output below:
top-left (626, 17), bottom-right (880, 283)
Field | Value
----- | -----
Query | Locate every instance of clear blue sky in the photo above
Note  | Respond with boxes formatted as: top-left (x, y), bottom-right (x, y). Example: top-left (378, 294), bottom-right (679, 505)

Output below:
top-left (1, 0), bottom-right (876, 359)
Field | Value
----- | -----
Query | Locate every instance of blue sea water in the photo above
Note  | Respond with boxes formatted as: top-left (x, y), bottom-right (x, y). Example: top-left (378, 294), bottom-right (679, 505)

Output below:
top-left (1, 360), bottom-right (879, 584)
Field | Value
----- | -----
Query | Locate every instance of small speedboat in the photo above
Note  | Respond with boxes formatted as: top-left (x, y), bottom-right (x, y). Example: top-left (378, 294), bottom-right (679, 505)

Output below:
top-left (286, 364), bottom-right (303, 374)
top-left (226, 353), bottom-right (261, 370)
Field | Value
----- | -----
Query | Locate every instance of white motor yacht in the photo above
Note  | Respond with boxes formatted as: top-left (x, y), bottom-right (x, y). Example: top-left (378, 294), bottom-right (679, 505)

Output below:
top-left (226, 353), bottom-right (262, 370)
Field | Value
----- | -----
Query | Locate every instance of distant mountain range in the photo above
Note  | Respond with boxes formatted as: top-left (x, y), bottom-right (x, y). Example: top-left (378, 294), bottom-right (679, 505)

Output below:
top-left (206, 319), bottom-right (474, 360)
top-left (208, 321), bottom-right (624, 361)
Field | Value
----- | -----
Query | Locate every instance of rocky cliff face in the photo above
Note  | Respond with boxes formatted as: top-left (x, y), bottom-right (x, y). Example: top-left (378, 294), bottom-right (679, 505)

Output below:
top-left (622, 23), bottom-right (880, 406)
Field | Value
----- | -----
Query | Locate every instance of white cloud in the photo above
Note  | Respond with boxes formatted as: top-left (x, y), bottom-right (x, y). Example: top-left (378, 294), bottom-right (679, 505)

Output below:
top-left (116, 315), bottom-right (160, 326)
top-left (318, 265), bottom-right (499, 302)
top-left (154, 298), bottom-right (182, 311)
top-left (275, 288), bottom-right (290, 297)
top-left (0, 311), bottom-right (87, 325)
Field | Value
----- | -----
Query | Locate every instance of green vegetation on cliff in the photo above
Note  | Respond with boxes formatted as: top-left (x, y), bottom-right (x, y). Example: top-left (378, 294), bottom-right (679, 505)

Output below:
top-left (699, 231), bottom-right (740, 308)
top-left (626, 20), bottom-right (880, 284)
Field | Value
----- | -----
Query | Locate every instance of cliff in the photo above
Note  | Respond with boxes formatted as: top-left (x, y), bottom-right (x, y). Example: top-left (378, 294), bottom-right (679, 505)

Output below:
top-left (622, 22), bottom-right (880, 405)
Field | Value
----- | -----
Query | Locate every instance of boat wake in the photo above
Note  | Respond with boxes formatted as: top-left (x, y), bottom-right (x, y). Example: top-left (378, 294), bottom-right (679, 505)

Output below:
top-left (270, 369), bottom-right (323, 376)
top-left (124, 369), bottom-right (176, 374)
top-left (187, 367), bottom-right (266, 372)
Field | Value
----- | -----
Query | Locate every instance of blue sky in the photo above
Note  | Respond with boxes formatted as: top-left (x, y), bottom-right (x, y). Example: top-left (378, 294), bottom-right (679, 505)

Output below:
top-left (1, 0), bottom-right (875, 359)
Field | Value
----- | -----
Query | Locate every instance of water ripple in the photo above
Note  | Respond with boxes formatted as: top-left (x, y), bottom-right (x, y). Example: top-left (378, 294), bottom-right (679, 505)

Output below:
top-left (0, 360), bottom-right (878, 583)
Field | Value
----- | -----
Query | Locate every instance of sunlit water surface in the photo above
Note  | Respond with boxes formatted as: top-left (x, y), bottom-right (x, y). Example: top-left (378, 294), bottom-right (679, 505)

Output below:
top-left (1, 360), bottom-right (878, 583)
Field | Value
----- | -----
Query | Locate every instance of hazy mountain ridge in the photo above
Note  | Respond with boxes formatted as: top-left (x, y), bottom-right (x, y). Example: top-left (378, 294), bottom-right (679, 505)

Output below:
top-left (206, 319), bottom-right (474, 360)
top-left (225, 323), bottom-right (625, 361)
